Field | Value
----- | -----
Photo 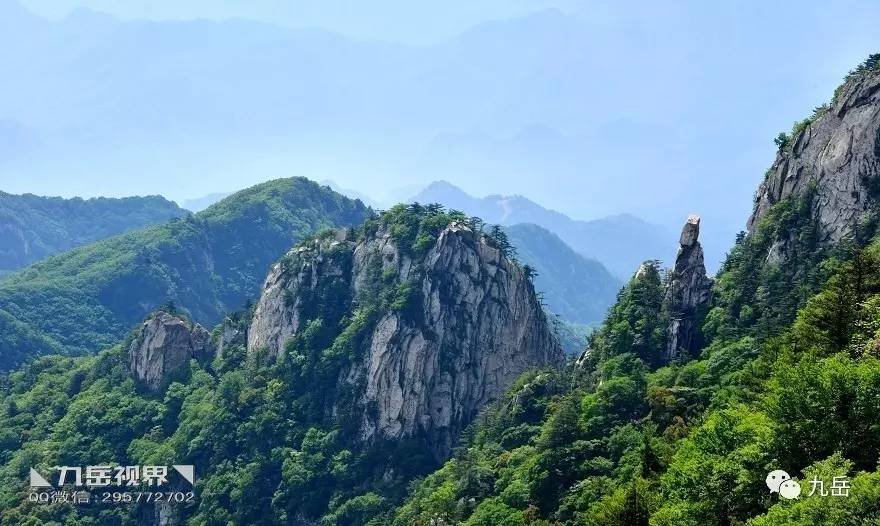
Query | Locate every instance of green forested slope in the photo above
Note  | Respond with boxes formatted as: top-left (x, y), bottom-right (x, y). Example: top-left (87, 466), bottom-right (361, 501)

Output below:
top-left (0, 192), bottom-right (186, 276)
top-left (0, 205), bottom-right (537, 526)
top-left (0, 178), bottom-right (371, 370)
top-left (505, 223), bottom-right (621, 327)
top-left (392, 192), bottom-right (880, 525)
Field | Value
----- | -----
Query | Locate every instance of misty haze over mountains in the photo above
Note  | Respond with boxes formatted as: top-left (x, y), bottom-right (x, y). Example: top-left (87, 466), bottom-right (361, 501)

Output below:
top-left (18, 0), bottom-right (578, 44)
top-left (175, 178), bottom-right (673, 277)
top-left (2, 0), bottom-right (880, 274)
top-left (409, 180), bottom-right (677, 277)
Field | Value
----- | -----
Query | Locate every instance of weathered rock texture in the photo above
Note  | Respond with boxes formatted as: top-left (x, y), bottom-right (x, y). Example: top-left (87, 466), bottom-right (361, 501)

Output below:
top-left (248, 222), bottom-right (563, 459)
top-left (216, 315), bottom-right (248, 359)
top-left (749, 66), bottom-right (880, 246)
top-left (665, 215), bottom-right (713, 361)
top-left (128, 311), bottom-right (215, 392)
top-left (248, 229), bottom-right (352, 357)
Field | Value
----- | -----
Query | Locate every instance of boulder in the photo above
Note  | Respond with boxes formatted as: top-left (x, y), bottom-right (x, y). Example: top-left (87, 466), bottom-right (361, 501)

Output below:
top-left (128, 311), bottom-right (214, 392)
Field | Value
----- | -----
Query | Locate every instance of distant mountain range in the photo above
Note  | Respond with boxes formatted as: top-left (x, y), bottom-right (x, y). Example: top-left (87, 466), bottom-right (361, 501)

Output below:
top-left (0, 192), bottom-right (186, 276)
top-left (0, 0), bottom-right (792, 257)
top-left (0, 178), bottom-right (626, 368)
top-left (504, 223), bottom-right (620, 326)
top-left (410, 181), bottom-right (676, 278)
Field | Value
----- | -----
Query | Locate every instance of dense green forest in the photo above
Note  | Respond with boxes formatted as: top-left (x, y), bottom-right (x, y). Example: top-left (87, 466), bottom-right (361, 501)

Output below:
top-left (0, 178), bottom-right (370, 370)
top-left (1, 185), bottom-right (879, 524)
top-left (0, 204), bottom-right (535, 526)
top-left (0, 193), bottom-right (186, 277)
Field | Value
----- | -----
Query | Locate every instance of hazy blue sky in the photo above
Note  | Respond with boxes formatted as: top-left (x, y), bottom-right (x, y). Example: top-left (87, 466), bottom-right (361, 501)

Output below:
top-left (18, 0), bottom-right (578, 43)
top-left (2, 0), bottom-right (880, 268)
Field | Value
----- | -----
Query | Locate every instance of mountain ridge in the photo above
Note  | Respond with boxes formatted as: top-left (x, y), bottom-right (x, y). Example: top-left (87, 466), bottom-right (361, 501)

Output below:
top-left (0, 191), bottom-right (187, 275)
top-left (0, 177), bottom-right (371, 369)
top-left (246, 207), bottom-right (564, 460)
top-left (504, 222), bottom-right (620, 327)
top-left (410, 180), bottom-right (676, 278)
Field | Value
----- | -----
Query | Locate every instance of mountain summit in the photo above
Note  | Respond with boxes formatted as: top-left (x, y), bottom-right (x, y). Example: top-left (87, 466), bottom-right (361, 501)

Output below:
top-left (0, 177), bottom-right (371, 369)
top-left (246, 205), bottom-right (563, 459)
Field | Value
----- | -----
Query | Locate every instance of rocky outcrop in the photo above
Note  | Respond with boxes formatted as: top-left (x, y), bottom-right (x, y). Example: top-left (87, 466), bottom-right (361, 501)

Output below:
top-left (128, 311), bottom-right (215, 392)
top-left (665, 215), bottom-right (713, 361)
top-left (248, 221), bottom-right (563, 459)
top-left (247, 228), bottom-right (353, 358)
top-left (748, 64), bottom-right (880, 247)
top-left (216, 315), bottom-right (248, 359)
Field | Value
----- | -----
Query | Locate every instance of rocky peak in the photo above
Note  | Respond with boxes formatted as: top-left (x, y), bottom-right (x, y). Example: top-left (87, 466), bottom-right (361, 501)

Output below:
top-left (665, 215), bottom-right (713, 361)
top-left (247, 216), bottom-right (563, 459)
top-left (748, 63), bottom-right (880, 248)
top-left (247, 229), bottom-right (354, 358)
top-left (128, 311), bottom-right (215, 392)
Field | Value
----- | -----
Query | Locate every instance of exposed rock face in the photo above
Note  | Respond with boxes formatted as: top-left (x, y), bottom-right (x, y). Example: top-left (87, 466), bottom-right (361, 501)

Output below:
top-left (128, 311), bottom-right (214, 392)
top-left (665, 215), bottom-right (713, 361)
top-left (248, 222), bottom-right (563, 459)
top-left (247, 229), bottom-right (353, 357)
top-left (217, 316), bottom-right (248, 359)
top-left (748, 66), bottom-right (880, 247)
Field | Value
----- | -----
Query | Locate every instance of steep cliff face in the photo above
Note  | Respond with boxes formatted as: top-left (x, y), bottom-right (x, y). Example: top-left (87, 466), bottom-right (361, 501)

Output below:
top-left (247, 218), bottom-right (563, 459)
top-left (665, 215), bottom-right (713, 361)
top-left (247, 228), bottom-right (353, 358)
top-left (128, 311), bottom-right (215, 392)
top-left (749, 63), bottom-right (880, 247)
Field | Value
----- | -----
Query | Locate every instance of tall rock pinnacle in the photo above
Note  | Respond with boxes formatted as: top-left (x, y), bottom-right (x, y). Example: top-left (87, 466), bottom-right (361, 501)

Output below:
top-left (665, 215), bottom-right (713, 361)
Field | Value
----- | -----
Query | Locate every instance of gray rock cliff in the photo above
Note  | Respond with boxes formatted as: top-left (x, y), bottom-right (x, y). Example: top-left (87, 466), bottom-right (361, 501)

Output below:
top-left (665, 215), bottom-right (713, 361)
top-left (247, 228), bottom-right (352, 358)
top-left (247, 221), bottom-right (563, 459)
top-left (216, 315), bottom-right (248, 359)
top-left (749, 64), bottom-right (880, 248)
top-left (128, 311), bottom-right (215, 392)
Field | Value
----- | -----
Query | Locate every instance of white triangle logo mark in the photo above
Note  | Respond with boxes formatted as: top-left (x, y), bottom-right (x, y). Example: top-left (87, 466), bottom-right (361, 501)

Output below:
top-left (30, 468), bottom-right (52, 488)
top-left (173, 465), bottom-right (195, 485)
